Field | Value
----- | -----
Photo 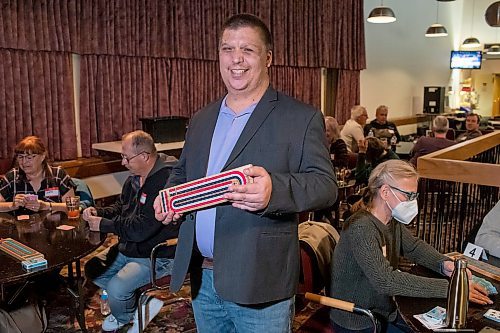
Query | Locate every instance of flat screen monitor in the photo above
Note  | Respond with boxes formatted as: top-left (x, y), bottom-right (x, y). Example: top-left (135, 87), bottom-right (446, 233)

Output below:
top-left (450, 51), bottom-right (482, 69)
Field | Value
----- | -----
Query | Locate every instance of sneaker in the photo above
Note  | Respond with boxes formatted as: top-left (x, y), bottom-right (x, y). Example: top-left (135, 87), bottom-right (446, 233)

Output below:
top-left (102, 314), bottom-right (127, 331)
top-left (127, 297), bottom-right (164, 333)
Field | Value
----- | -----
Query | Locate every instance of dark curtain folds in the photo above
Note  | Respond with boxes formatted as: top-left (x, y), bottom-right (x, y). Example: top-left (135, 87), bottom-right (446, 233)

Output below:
top-left (334, 69), bottom-right (361, 126)
top-left (77, 0), bottom-right (365, 70)
top-left (269, 66), bottom-right (321, 110)
top-left (0, 49), bottom-right (76, 160)
top-left (0, 0), bottom-right (79, 52)
top-left (0, 0), bottom-right (365, 159)
top-left (79, 56), bottom-right (226, 157)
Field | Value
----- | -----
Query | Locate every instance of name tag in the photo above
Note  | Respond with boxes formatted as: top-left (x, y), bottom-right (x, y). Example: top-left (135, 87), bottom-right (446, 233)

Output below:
top-left (140, 193), bottom-right (147, 204)
top-left (45, 187), bottom-right (60, 197)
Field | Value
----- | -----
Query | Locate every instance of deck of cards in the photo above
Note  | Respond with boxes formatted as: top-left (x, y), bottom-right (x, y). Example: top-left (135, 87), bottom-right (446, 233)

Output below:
top-left (483, 309), bottom-right (500, 323)
top-left (414, 306), bottom-right (447, 329)
top-left (472, 275), bottom-right (498, 295)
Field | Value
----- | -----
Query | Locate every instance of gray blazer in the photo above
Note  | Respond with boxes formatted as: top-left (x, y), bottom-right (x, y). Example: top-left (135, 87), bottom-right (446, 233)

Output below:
top-left (168, 87), bottom-right (337, 305)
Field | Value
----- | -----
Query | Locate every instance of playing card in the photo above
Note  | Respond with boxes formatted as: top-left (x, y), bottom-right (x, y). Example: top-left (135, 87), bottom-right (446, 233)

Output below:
top-left (25, 194), bottom-right (38, 201)
top-left (484, 309), bottom-right (500, 323)
top-left (472, 275), bottom-right (498, 295)
top-left (56, 225), bottom-right (75, 231)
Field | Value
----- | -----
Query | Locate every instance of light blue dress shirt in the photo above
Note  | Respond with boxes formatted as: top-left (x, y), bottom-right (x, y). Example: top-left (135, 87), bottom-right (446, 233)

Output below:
top-left (195, 96), bottom-right (257, 258)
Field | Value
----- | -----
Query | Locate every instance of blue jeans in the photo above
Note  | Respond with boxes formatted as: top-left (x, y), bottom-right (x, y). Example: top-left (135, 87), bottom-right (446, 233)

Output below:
top-left (91, 251), bottom-right (173, 324)
top-left (191, 269), bottom-right (294, 333)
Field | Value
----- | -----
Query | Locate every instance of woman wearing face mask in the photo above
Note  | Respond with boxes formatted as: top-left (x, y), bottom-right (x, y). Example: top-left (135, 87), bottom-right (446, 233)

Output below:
top-left (329, 160), bottom-right (491, 333)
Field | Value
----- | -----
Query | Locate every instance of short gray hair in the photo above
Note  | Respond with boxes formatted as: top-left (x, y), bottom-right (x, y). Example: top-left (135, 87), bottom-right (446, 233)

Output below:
top-left (433, 116), bottom-right (449, 134)
top-left (351, 105), bottom-right (367, 120)
top-left (122, 130), bottom-right (157, 155)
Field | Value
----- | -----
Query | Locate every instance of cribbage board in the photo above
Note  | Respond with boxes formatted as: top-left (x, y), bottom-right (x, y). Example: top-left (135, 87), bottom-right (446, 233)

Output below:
top-left (446, 252), bottom-right (500, 282)
top-left (160, 165), bottom-right (252, 214)
top-left (0, 238), bottom-right (44, 261)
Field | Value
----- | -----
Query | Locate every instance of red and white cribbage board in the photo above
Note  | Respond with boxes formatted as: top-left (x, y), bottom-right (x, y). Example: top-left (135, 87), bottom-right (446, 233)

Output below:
top-left (159, 165), bottom-right (252, 214)
top-left (0, 237), bottom-right (44, 261)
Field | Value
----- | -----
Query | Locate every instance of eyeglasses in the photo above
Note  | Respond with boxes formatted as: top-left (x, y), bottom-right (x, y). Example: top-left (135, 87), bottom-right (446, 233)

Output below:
top-left (16, 154), bottom-right (38, 162)
top-left (388, 185), bottom-right (419, 201)
top-left (120, 151), bottom-right (149, 163)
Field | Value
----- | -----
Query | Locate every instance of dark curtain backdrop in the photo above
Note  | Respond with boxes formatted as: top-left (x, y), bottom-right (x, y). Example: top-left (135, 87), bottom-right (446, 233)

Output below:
top-left (0, 49), bottom-right (76, 160)
top-left (335, 69), bottom-right (361, 125)
top-left (0, 0), bottom-right (365, 159)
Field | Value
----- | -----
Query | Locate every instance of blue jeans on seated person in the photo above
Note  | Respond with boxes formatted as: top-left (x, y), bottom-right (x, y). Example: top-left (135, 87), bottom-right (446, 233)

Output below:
top-left (191, 268), bottom-right (294, 333)
top-left (331, 311), bottom-right (414, 333)
top-left (91, 251), bottom-right (173, 324)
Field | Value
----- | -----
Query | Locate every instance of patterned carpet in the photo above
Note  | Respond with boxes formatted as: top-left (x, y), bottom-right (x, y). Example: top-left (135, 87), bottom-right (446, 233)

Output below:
top-left (44, 235), bottom-right (322, 332)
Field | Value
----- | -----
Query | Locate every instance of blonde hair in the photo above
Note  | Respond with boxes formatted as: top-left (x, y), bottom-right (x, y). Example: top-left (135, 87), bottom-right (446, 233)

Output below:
top-left (324, 116), bottom-right (340, 140)
top-left (354, 160), bottom-right (418, 212)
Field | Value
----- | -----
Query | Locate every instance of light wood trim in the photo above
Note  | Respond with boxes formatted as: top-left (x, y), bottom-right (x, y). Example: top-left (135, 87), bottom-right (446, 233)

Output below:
top-left (417, 131), bottom-right (500, 186)
top-left (391, 114), bottom-right (431, 127)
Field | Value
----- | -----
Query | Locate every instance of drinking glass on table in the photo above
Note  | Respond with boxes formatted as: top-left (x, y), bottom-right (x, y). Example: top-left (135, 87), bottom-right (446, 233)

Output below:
top-left (65, 196), bottom-right (80, 219)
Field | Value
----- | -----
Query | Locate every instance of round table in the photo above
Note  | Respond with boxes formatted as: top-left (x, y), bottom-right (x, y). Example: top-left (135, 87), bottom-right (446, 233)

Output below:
top-left (0, 211), bottom-right (105, 331)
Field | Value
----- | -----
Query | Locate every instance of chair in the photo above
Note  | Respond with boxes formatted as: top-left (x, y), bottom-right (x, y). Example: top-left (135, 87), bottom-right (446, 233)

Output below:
top-left (137, 238), bottom-right (187, 333)
top-left (71, 178), bottom-right (95, 209)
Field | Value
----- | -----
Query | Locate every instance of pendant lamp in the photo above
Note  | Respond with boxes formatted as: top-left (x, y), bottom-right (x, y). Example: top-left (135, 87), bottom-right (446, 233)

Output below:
top-left (367, 1), bottom-right (396, 24)
top-left (426, 2), bottom-right (448, 37)
top-left (463, 0), bottom-right (480, 48)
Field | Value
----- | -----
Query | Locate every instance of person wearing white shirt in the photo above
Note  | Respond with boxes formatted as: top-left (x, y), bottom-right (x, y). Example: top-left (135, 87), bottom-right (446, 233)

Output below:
top-left (340, 105), bottom-right (368, 153)
top-left (475, 200), bottom-right (500, 258)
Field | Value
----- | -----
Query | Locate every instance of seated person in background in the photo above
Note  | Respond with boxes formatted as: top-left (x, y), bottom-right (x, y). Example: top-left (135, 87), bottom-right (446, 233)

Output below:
top-left (330, 160), bottom-right (491, 333)
top-left (363, 105), bottom-right (401, 143)
top-left (354, 137), bottom-right (399, 185)
top-left (83, 130), bottom-right (179, 332)
top-left (340, 105), bottom-right (368, 153)
top-left (409, 116), bottom-right (456, 167)
top-left (325, 116), bottom-right (348, 168)
top-left (456, 113), bottom-right (482, 142)
top-left (475, 200), bottom-right (500, 258)
top-left (0, 136), bottom-right (75, 213)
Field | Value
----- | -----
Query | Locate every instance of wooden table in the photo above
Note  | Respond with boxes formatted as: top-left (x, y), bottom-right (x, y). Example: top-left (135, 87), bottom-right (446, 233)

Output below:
top-left (0, 212), bottom-right (105, 331)
top-left (397, 259), bottom-right (500, 332)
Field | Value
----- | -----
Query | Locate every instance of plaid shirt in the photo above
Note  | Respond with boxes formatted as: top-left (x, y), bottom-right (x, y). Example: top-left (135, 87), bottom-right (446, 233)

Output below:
top-left (0, 166), bottom-right (75, 202)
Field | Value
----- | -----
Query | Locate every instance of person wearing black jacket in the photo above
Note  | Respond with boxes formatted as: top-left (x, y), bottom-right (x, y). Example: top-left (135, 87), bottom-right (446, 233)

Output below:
top-left (83, 130), bottom-right (179, 332)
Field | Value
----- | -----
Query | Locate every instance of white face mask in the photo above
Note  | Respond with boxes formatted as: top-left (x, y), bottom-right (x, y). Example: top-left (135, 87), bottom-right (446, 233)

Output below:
top-left (386, 187), bottom-right (418, 224)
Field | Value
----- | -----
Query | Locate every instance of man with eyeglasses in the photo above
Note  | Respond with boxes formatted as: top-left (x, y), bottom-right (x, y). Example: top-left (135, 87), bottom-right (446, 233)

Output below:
top-left (82, 130), bottom-right (179, 332)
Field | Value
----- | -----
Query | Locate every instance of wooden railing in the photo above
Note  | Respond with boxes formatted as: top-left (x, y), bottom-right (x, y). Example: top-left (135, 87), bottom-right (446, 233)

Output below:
top-left (415, 131), bottom-right (500, 253)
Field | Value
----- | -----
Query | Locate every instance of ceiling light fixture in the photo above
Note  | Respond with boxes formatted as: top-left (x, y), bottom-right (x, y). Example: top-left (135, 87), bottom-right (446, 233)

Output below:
top-left (367, 0), bottom-right (396, 24)
top-left (426, 2), bottom-right (448, 37)
top-left (463, 0), bottom-right (480, 48)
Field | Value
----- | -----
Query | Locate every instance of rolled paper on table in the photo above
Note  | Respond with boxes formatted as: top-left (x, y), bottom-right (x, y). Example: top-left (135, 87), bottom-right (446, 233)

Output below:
top-left (159, 164), bottom-right (253, 214)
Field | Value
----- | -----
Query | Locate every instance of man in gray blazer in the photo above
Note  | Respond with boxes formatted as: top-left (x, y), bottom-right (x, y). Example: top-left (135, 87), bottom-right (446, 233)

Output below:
top-left (154, 14), bottom-right (337, 332)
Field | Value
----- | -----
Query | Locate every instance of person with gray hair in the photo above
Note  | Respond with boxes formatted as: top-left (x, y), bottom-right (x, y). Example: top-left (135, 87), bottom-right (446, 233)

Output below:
top-left (329, 159), bottom-right (491, 332)
top-left (340, 105), bottom-right (368, 153)
top-left (409, 115), bottom-right (455, 166)
top-left (82, 130), bottom-right (179, 332)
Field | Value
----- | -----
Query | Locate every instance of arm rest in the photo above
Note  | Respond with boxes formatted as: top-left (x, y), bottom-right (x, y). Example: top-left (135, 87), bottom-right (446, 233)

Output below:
top-left (149, 238), bottom-right (178, 288)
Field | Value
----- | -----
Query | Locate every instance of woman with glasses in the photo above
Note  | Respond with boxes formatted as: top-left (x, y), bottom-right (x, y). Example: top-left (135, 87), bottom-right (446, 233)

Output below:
top-left (0, 136), bottom-right (75, 213)
top-left (329, 160), bottom-right (491, 333)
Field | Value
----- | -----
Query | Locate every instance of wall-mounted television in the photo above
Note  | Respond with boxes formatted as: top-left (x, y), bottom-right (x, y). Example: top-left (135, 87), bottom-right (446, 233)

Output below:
top-left (450, 51), bottom-right (482, 69)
